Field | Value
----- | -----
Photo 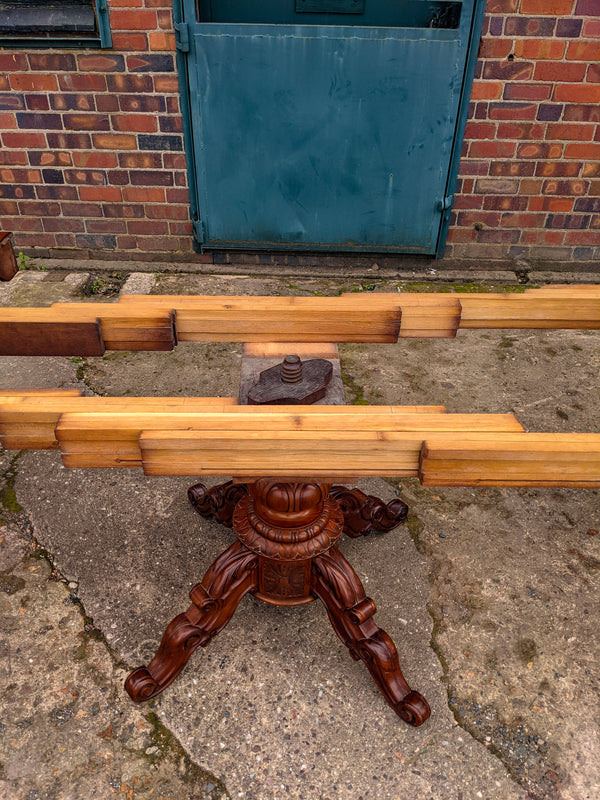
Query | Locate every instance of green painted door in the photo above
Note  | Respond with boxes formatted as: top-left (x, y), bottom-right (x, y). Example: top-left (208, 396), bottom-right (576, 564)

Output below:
top-left (178, 0), bottom-right (484, 254)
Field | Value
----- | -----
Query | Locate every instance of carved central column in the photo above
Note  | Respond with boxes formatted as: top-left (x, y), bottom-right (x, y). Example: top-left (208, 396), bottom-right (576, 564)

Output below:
top-left (233, 479), bottom-right (344, 606)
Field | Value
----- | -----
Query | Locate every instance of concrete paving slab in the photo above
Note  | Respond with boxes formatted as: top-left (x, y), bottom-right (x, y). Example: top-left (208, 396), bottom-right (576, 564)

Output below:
top-left (1, 267), bottom-right (599, 800)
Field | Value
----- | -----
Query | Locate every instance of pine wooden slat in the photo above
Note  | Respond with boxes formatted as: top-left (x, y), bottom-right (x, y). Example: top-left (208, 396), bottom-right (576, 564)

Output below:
top-left (419, 433), bottom-right (600, 487)
top-left (0, 395), bottom-right (237, 450)
top-left (137, 429), bottom-right (527, 478)
top-left (0, 389), bottom-right (83, 396)
top-left (243, 342), bottom-right (340, 359)
top-left (458, 295), bottom-right (600, 329)
top-left (525, 284), bottom-right (600, 296)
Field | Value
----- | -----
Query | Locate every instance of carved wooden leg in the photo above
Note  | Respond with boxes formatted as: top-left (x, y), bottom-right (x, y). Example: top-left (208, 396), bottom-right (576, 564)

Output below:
top-left (329, 486), bottom-right (408, 538)
top-left (311, 547), bottom-right (430, 726)
top-left (125, 540), bottom-right (258, 702)
top-left (188, 480), bottom-right (249, 528)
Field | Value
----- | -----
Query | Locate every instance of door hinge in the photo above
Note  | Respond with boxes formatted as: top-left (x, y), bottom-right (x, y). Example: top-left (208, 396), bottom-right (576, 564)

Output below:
top-left (438, 194), bottom-right (454, 213)
top-left (192, 217), bottom-right (205, 244)
top-left (174, 22), bottom-right (190, 53)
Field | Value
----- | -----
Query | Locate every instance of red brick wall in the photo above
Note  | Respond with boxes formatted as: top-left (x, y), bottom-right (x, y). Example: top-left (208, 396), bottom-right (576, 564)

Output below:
top-left (446, 0), bottom-right (600, 265)
top-left (0, 0), bottom-right (599, 266)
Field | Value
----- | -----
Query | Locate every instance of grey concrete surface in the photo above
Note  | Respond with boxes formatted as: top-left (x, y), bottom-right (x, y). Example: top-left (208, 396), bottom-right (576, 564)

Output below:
top-left (0, 266), bottom-right (599, 800)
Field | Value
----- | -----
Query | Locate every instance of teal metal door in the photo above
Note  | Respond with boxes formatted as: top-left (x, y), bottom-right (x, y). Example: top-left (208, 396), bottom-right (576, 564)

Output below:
top-left (175, 0), bottom-right (485, 255)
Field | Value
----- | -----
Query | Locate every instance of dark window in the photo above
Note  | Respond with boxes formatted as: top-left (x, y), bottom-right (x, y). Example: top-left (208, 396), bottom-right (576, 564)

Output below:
top-left (0, 0), bottom-right (112, 47)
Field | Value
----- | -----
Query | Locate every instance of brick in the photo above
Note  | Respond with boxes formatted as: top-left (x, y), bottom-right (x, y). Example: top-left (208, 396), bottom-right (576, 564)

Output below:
top-left (566, 231), bottom-right (600, 245)
top-left (490, 161), bottom-right (535, 177)
top-left (113, 114), bottom-right (158, 133)
top-left (25, 95), bottom-right (50, 111)
top-left (86, 219), bottom-right (127, 234)
top-left (0, 152), bottom-right (28, 166)
top-left (529, 197), bottom-right (575, 212)
top-left (122, 187), bottom-right (166, 202)
top-left (0, 77), bottom-right (8, 91)
top-left (504, 83), bottom-right (551, 101)
top-left (521, 0), bottom-right (575, 11)
top-left (588, 65), bottom-right (600, 84)
top-left (159, 116), bottom-right (183, 133)
top-left (79, 186), bottom-right (123, 202)
top-left (157, 9), bottom-right (173, 28)
top-left (553, 84), bottom-right (600, 104)
top-left (474, 178), bottom-right (519, 194)
top-left (50, 94), bottom-right (96, 111)
top-left (0, 200), bottom-right (19, 213)
top-left (543, 179), bottom-right (588, 195)
top-left (547, 123), bottom-right (595, 141)
top-left (0, 215), bottom-right (44, 232)
top-left (77, 54), bottom-right (126, 73)
top-left (92, 134), bottom-right (138, 150)
top-left (42, 217), bottom-right (85, 232)
top-left (483, 61), bottom-right (534, 81)
top-left (111, 33), bottom-right (148, 50)
top-left (64, 169), bottom-right (108, 186)
top-left (107, 74), bottom-right (154, 93)
top-left (563, 105), bottom-right (600, 123)
top-left (166, 97), bottom-right (180, 115)
top-left (115, 236), bottom-right (138, 249)
top-left (497, 122), bottom-right (545, 140)
top-left (537, 105), bottom-right (563, 122)
top-left (130, 170), bottom-right (173, 186)
top-left (166, 188), bottom-right (190, 203)
top-left (119, 95), bottom-right (165, 113)
top-left (153, 76), bottom-right (180, 93)
top-left (575, 0), bottom-right (600, 12)
top-left (464, 122), bottom-right (496, 139)
top-left (486, 0), bottom-right (518, 11)
top-left (513, 40), bottom-right (565, 60)
top-left (565, 143), bottom-right (600, 160)
top-left (582, 19), bottom-right (600, 36)
top-left (517, 142), bottom-right (563, 159)
top-left (566, 42), bottom-right (600, 61)
top-left (533, 63), bottom-right (587, 83)
top-left (468, 140), bottom-right (517, 158)
top-left (163, 153), bottom-right (187, 170)
top-left (63, 113), bottom-right (110, 132)
top-left (174, 172), bottom-right (187, 187)
top-left (47, 133), bottom-right (92, 150)
top-left (102, 203), bottom-right (145, 219)
top-left (16, 112), bottom-right (63, 130)
top-left (62, 203), bottom-right (103, 217)
top-left (58, 74), bottom-right (107, 92)
top-left (518, 179), bottom-right (545, 194)
top-left (149, 32), bottom-right (176, 51)
top-left (500, 212), bottom-right (547, 228)
top-left (169, 222), bottom-right (193, 236)
top-left (73, 152), bottom-right (118, 168)
top-left (0, 112), bottom-right (17, 129)
top-left (0, 186), bottom-right (37, 200)
top-left (137, 235), bottom-right (180, 251)
top-left (118, 153), bottom-right (163, 169)
top-left (2, 132), bottom-right (47, 148)
top-left (535, 161), bottom-right (581, 177)
top-left (583, 162), bottom-right (600, 177)
top-left (145, 204), bottom-right (190, 220)
top-left (41, 169), bottom-right (65, 185)
top-left (0, 94), bottom-right (24, 110)
top-left (0, 53), bottom-right (28, 70)
top-left (96, 95), bottom-right (120, 113)
top-left (28, 53), bottom-right (76, 71)
top-left (488, 102), bottom-right (537, 120)
top-left (127, 54), bottom-right (175, 73)
top-left (75, 234), bottom-right (117, 249)
top-left (10, 74), bottom-right (58, 92)
top-left (574, 198), bottom-right (600, 212)
top-left (478, 38), bottom-right (513, 59)
top-left (0, 168), bottom-right (41, 183)
top-left (457, 160), bottom-right (490, 176)
top-left (589, 181), bottom-right (600, 196)
top-left (469, 81), bottom-right (503, 101)
top-left (477, 229), bottom-right (522, 243)
top-left (127, 219), bottom-right (169, 235)
top-left (556, 18), bottom-right (583, 37)
top-left (483, 196), bottom-right (529, 210)
top-left (109, 0), bottom-right (144, 6)
top-left (109, 9), bottom-right (158, 30)
top-left (138, 134), bottom-right (183, 152)
top-left (504, 17), bottom-right (556, 36)
top-left (546, 214), bottom-right (591, 229)
top-left (35, 186), bottom-right (78, 201)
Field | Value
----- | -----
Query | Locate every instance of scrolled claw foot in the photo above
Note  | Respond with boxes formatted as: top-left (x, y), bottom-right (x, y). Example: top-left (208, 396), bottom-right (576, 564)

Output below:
top-left (124, 666), bottom-right (160, 703)
top-left (395, 690), bottom-right (431, 727)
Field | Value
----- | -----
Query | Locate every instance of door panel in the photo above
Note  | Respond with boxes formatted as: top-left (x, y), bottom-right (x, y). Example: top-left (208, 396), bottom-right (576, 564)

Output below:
top-left (183, 0), bottom-right (482, 253)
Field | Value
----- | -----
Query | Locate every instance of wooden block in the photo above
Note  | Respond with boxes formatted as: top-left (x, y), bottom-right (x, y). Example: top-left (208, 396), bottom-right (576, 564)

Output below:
top-left (0, 395), bottom-right (237, 450)
top-left (419, 433), bottom-right (600, 487)
top-left (137, 428), bottom-right (526, 478)
top-left (0, 389), bottom-right (83, 397)
top-left (243, 342), bottom-right (340, 359)
top-left (525, 284), bottom-right (600, 296)
top-left (0, 313), bottom-right (105, 356)
top-left (339, 292), bottom-right (462, 337)
top-left (458, 295), bottom-right (600, 329)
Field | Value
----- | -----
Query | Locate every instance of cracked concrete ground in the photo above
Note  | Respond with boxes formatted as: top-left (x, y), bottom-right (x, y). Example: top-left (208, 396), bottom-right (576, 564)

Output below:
top-left (0, 264), bottom-right (599, 800)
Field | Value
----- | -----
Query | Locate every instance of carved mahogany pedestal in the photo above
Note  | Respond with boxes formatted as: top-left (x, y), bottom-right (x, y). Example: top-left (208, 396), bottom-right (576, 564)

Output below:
top-left (124, 479), bottom-right (430, 726)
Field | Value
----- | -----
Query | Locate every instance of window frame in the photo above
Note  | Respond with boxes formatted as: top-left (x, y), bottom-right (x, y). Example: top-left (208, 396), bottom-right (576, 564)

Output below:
top-left (0, 0), bottom-right (112, 48)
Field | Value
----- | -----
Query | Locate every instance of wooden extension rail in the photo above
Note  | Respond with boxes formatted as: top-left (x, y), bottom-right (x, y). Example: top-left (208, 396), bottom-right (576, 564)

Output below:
top-left (1, 390), bottom-right (598, 487)
top-left (0, 285), bottom-right (598, 356)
